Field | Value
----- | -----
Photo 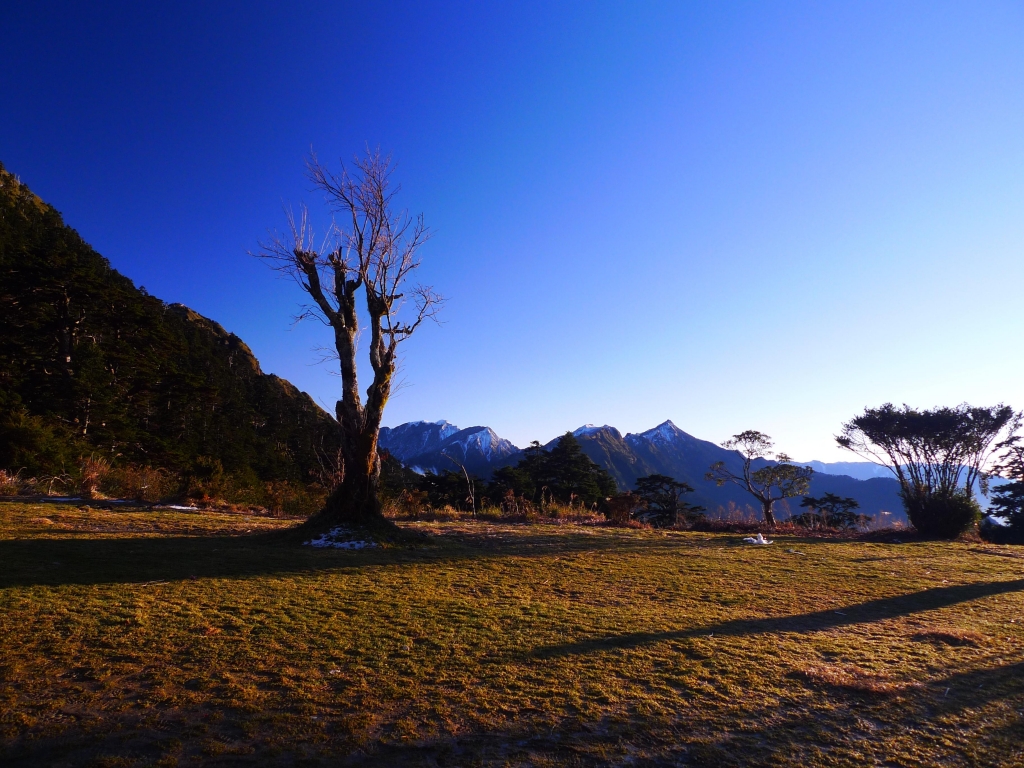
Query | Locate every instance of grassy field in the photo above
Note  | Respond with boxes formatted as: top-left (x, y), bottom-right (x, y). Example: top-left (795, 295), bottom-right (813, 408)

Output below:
top-left (1, 502), bottom-right (1022, 766)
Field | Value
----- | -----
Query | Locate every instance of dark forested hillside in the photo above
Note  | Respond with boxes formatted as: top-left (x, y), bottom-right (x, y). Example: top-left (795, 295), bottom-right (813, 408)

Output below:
top-left (0, 163), bottom-right (340, 483)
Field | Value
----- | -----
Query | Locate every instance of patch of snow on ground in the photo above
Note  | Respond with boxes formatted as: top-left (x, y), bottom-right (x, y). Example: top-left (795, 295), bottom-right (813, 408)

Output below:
top-left (743, 533), bottom-right (773, 545)
top-left (304, 527), bottom-right (378, 549)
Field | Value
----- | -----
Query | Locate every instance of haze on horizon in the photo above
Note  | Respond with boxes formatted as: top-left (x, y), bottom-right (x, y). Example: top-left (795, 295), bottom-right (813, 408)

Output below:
top-left (4, 1), bottom-right (1023, 461)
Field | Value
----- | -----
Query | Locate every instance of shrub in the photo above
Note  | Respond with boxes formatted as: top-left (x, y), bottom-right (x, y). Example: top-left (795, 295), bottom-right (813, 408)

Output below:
top-left (0, 469), bottom-right (25, 495)
top-left (79, 455), bottom-right (111, 499)
top-left (604, 493), bottom-right (643, 525)
top-left (903, 490), bottom-right (980, 538)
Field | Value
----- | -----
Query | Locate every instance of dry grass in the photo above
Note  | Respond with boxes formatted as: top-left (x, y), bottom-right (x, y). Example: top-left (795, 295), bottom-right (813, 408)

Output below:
top-left (800, 664), bottom-right (918, 696)
top-left (1, 502), bottom-right (1023, 766)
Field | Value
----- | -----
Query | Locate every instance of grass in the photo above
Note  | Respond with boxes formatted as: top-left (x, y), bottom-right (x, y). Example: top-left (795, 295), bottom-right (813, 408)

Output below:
top-left (1, 502), bottom-right (1023, 766)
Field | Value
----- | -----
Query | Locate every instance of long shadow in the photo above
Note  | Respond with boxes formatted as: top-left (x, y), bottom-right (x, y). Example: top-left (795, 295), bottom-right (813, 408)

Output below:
top-left (18, 660), bottom-right (1018, 767)
top-left (0, 525), bottom-right (693, 588)
top-left (534, 578), bottom-right (1024, 657)
top-left (926, 659), bottom-right (1024, 712)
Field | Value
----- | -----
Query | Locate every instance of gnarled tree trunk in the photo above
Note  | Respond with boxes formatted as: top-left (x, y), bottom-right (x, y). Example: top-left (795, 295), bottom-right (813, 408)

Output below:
top-left (256, 149), bottom-right (441, 530)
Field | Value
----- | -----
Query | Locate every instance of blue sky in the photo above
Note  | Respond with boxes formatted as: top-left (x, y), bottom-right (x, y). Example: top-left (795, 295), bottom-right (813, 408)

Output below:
top-left (4, 1), bottom-right (1023, 460)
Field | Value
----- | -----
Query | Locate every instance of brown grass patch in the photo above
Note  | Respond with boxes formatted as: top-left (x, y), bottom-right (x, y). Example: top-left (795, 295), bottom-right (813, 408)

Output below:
top-left (912, 629), bottom-right (988, 647)
top-left (800, 664), bottom-right (918, 696)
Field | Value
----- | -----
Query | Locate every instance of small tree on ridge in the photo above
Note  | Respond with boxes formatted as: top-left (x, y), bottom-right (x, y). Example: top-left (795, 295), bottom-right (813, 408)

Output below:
top-left (705, 430), bottom-right (813, 527)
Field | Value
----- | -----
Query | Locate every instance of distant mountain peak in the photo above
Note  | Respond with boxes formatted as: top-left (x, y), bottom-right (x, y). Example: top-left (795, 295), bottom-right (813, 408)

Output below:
top-left (631, 420), bottom-right (690, 444)
top-left (573, 424), bottom-right (617, 437)
top-left (378, 421), bottom-right (519, 474)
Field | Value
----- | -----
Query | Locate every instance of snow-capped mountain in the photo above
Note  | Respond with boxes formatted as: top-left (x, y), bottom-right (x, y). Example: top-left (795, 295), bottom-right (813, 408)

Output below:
top-left (378, 421), bottom-right (520, 476)
top-left (566, 420), bottom-right (904, 522)
top-left (381, 418), bottom-right (906, 522)
top-left (378, 420), bottom-right (460, 460)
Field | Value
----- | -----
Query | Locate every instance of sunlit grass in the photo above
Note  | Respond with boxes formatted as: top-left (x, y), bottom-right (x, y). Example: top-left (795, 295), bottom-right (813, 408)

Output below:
top-left (1, 502), bottom-right (1022, 766)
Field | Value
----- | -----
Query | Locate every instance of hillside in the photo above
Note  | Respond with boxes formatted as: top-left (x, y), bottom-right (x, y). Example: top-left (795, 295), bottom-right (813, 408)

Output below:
top-left (0, 163), bottom-right (341, 484)
top-left (570, 421), bottom-right (906, 523)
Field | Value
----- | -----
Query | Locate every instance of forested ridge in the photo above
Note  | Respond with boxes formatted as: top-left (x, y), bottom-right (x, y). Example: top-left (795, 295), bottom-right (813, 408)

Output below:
top-left (0, 162), bottom-right (341, 487)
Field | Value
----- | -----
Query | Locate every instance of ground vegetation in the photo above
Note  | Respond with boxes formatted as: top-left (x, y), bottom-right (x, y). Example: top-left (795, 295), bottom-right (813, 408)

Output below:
top-left (1, 501), bottom-right (1022, 766)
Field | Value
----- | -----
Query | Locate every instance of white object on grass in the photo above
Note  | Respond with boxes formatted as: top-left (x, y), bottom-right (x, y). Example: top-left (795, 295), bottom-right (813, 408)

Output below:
top-left (743, 533), bottom-right (773, 545)
top-left (304, 526), bottom-right (378, 550)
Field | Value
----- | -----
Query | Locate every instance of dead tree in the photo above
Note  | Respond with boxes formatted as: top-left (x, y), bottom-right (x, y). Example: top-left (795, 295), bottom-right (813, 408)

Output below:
top-left (442, 451), bottom-right (476, 517)
top-left (257, 149), bottom-right (442, 527)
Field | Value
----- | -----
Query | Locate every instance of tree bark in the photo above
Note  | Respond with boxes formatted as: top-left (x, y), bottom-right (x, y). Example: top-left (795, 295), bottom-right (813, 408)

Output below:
top-left (320, 437), bottom-right (383, 527)
top-left (762, 500), bottom-right (777, 527)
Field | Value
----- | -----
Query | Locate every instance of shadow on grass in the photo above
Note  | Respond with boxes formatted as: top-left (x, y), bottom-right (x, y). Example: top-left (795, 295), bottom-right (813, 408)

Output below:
top-left (737, 658), bottom-right (1024, 766)
top-left (0, 525), bottom-right (691, 588)
top-left (534, 578), bottom-right (1024, 658)
top-left (436, 659), bottom-right (1024, 766)
top-left (334, 659), bottom-right (1024, 766)
top-left (7, 659), bottom-right (1023, 768)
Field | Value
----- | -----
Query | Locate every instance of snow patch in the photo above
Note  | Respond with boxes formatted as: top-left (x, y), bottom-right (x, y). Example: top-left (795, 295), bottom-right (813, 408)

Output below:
top-left (304, 527), bottom-right (378, 549)
top-left (445, 427), bottom-right (517, 461)
top-left (743, 533), bottom-right (773, 545)
top-left (639, 420), bottom-right (683, 443)
top-left (573, 424), bottom-right (613, 437)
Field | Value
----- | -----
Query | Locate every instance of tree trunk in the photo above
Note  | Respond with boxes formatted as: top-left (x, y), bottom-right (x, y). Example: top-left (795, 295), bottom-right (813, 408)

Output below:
top-left (312, 427), bottom-right (384, 528)
top-left (762, 500), bottom-right (777, 527)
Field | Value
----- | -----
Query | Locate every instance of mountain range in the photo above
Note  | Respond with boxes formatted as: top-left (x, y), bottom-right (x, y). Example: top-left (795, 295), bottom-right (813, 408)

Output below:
top-left (379, 419), bottom-right (908, 523)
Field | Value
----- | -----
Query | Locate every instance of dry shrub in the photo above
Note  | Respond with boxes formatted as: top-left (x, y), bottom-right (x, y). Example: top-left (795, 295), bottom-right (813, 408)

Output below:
top-left (102, 465), bottom-right (179, 502)
top-left (0, 469), bottom-right (24, 495)
top-left (399, 489), bottom-right (429, 520)
top-left (912, 629), bottom-right (987, 648)
top-left (79, 455), bottom-right (111, 499)
top-left (416, 504), bottom-right (463, 522)
top-left (500, 490), bottom-right (535, 519)
top-left (261, 480), bottom-right (326, 517)
top-left (605, 492), bottom-right (644, 525)
top-left (801, 664), bottom-right (917, 697)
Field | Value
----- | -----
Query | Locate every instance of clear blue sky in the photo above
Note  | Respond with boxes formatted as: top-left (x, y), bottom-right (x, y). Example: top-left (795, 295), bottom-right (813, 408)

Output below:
top-left (4, 1), bottom-right (1023, 460)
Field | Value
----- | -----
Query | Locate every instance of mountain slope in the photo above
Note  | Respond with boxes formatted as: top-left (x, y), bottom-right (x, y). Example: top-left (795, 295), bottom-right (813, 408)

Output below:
top-left (572, 421), bottom-right (906, 522)
top-left (378, 421), bottom-right (519, 477)
top-left (0, 162), bottom-right (341, 481)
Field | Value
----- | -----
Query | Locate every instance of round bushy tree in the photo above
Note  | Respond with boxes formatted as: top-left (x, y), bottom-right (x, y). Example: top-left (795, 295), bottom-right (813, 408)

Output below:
top-left (837, 403), bottom-right (1018, 539)
top-left (902, 491), bottom-right (981, 539)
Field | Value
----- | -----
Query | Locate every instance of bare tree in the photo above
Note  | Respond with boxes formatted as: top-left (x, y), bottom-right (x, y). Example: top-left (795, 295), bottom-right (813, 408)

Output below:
top-left (705, 430), bottom-right (813, 527)
top-left (257, 149), bottom-right (442, 526)
top-left (442, 450), bottom-right (476, 517)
